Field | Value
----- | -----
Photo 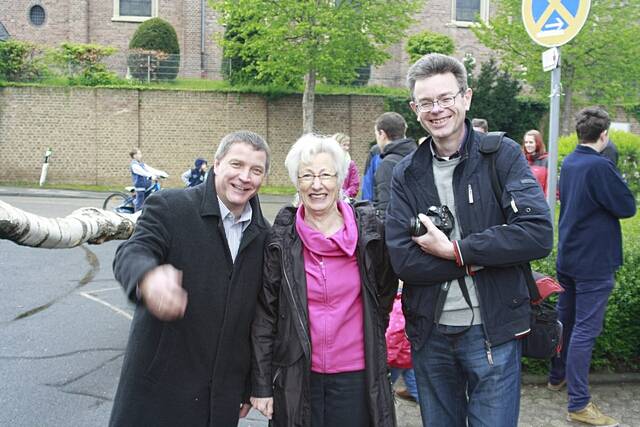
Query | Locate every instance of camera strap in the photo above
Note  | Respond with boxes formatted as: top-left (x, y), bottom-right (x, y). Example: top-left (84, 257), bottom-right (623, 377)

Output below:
top-left (434, 277), bottom-right (475, 335)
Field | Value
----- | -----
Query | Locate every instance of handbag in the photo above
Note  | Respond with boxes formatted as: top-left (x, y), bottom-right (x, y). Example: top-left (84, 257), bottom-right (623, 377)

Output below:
top-left (521, 266), bottom-right (564, 359)
top-left (480, 132), bottom-right (564, 359)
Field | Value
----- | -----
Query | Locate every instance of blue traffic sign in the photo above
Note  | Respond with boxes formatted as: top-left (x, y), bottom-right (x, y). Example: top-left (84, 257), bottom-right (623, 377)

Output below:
top-left (522, 0), bottom-right (591, 47)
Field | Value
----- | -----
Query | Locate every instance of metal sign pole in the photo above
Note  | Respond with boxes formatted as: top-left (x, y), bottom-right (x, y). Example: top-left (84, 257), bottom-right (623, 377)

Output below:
top-left (546, 49), bottom-right (561, 211)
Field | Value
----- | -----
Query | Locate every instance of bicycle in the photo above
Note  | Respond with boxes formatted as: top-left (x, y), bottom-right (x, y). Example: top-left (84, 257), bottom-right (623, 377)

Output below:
top-left (103, 175), bottom-right (167, 214)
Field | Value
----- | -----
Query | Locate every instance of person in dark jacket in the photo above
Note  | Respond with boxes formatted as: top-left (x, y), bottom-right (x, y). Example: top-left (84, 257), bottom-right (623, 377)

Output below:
top-left (250, 134), bottom-right (397, 427)
top-left (373, 112), bottom-right (417, 218)
top-left (548, 107), bottom-right (636, 426)
top-left (110, 131), bottom-right (271, 427)
top-left (601, 138), bottom-right (619, 168)
top-left (181, 157), bottom-right (208, 187)
top-left (522, 129), bottom-right (549, 195)
top-left (385, 53), bottom-right (553, 427)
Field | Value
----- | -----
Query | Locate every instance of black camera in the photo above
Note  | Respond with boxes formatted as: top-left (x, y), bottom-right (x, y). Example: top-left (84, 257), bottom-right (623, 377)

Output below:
top-left (410, 205), bottom-right (455, 237)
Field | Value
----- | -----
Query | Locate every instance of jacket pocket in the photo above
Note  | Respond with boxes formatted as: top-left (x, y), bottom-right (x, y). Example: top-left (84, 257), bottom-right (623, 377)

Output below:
top-left (272, 312), bottom-right (305, 366)
top-left (505, 179), bottom-right (544, 216)
top-left (144, 324), bottom-right (175, 382)
top-left (493, 267), bottom-right (530, 309)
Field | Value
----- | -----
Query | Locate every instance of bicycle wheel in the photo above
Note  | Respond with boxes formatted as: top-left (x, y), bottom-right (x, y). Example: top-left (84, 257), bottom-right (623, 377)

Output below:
top-left (103, 192), bottom-right (133, 213)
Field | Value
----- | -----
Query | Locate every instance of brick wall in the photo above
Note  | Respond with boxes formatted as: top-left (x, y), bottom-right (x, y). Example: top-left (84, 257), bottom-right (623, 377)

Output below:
top-left (370, 0), bottom-right (494, 88)
top-left (0, 87), bottom-right (385, 187)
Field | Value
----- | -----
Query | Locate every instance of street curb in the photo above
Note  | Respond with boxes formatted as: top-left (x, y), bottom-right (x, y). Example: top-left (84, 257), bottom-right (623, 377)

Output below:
top-left (0, 187), bottom-right (107, 200)
top-left (522, 372), bottom-right (640, 385)
top-left (0, 187), bottom-right (295, 204)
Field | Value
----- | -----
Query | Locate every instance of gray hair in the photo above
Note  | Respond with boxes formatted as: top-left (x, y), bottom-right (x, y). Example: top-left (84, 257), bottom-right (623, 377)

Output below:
top-left (285, 134), bottom-right (347, 189)
top-left (406, 53), bottom-right (468, 100)
top-left (215, 130), bottom-right (271, 174)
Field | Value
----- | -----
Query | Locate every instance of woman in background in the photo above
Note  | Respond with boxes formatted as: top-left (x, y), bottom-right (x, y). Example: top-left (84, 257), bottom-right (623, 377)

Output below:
top-left (333, 133), bottom-right (360, 199)
top-left (523, 129), bottom-right (549, 195)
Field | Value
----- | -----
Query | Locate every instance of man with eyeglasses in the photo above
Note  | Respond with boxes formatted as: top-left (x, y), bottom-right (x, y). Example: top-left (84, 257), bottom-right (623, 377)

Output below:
top-left (385, 53), bottom-right (553, 426)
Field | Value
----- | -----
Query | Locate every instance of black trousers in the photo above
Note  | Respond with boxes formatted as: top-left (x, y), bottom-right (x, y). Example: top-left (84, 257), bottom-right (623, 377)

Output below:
top-left (310, 370), bottom-right (371, 427)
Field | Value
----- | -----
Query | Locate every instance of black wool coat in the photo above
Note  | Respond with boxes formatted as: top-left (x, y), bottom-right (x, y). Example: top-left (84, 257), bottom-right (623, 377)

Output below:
top-left (110, 172), bottom-right (269, 427)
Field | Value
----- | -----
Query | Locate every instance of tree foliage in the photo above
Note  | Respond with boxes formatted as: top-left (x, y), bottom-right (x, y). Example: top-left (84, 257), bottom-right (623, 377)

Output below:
top-left (406, 30), bottom-right (455, 63)
top-left (209, 0), bottom-right (420, 132)
top-left (54, 42), bottom-right (120, 86)
top-left (466, 58), bottom-right (547, 141)
top-left (473, 0), bottom-right (640, 134)
top-left (128, 18), bottom-right (180, 81)
top-left (0, 40), bottom-right (47, 82)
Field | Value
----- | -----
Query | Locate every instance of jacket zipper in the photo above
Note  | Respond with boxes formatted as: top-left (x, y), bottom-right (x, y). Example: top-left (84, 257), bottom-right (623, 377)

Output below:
top-left (454, 162), bottom-right (494, 366)
top-left (277, 245), bottom-right (312, 355)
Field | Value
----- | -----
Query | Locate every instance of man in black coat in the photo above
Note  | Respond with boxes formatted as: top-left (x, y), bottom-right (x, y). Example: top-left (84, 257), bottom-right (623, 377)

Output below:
top-left (110, 131), bottom-right (271, 427)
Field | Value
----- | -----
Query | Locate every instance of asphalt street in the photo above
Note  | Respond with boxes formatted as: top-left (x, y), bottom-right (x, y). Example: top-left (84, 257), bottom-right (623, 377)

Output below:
top-left (0, 187), bottom-right (638, 426)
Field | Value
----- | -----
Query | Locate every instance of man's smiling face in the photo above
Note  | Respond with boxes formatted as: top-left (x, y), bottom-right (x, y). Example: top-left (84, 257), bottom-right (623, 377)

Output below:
top-left (213, 142), bottom-right (267, 216)
top-left (412, 72), bottom-right (472, 147)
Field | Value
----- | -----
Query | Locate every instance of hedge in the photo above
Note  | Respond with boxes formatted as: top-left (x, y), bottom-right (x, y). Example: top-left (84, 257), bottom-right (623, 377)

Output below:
top-left (525, 130), bottom-right (640, 373)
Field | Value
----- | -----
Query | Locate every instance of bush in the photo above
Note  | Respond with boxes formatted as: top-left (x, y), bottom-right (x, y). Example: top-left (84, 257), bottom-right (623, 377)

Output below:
top-left (128, 18), bottom-right (180, 81)
top-left (0, 40), bottom-right (47, 82)
top-left (526, 211), bottom-right (640, 373)
top-left (54, 42), bottom-right (120, 86)
top-left (406, 31), bottom-right (455, 63)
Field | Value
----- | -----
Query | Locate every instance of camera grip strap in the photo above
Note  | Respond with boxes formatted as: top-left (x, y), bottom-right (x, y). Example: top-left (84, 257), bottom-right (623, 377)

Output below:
top-left (434, 277), bottom-right (475, 335)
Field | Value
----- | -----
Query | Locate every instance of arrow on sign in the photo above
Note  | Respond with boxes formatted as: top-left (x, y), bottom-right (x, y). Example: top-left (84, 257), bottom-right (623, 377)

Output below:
top-left (544, 17), bottom-right (564, 31)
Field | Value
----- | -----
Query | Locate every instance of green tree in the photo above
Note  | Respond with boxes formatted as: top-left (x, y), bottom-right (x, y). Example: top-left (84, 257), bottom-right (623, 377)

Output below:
top-left (466, 58), bottom-right (547, 141)
top-left (128, 18), bottom-right (180, 81)
top-left (406, 30), bottom-right (455, 63)
top-left (209, 0), bottom-right (420, 133)
top-left (473, 0), bottom-right (640, 135)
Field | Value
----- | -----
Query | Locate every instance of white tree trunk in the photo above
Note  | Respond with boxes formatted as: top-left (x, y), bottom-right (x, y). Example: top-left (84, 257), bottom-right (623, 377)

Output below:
top-left (302, 68), bottom-right (316, 134)
top-left (0, 200), bottom-right (138, 249)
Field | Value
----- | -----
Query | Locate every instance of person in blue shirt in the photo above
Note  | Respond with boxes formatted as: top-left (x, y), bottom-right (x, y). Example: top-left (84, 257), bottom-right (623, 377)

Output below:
top-left (549, 106), bottom-right (636, 426)
top-left (360, 143), bottom-right (380, 201)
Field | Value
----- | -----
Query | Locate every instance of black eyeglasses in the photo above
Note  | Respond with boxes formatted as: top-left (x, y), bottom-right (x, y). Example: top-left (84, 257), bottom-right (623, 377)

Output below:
top-left (415, 90), bottom-right (464, 113)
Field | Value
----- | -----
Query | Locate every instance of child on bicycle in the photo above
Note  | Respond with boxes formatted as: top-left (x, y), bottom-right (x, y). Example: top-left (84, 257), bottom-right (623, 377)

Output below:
top-left (129, 148), bottom-right (167, 212)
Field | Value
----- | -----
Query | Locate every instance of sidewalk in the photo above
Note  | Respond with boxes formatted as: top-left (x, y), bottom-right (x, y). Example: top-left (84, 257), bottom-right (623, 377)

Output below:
top-left (395, 375), bottom-right (640, 427)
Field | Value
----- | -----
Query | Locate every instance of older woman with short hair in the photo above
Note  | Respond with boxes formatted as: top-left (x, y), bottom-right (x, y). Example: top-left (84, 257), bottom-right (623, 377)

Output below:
top-left (250, 134), bottom-right (397, 427)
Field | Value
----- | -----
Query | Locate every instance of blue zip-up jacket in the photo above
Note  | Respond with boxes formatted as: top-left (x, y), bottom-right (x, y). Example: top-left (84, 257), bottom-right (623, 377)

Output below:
top-left (557, 144), bottom-right (636, 279)
top-left (385, 121), bottom-right (553, 350)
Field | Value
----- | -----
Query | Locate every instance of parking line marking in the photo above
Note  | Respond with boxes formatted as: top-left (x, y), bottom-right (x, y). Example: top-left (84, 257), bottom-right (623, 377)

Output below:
top-left (85, 286), bottom-right (121, 294)
top-left (79, 292), bottom-right (133, 320)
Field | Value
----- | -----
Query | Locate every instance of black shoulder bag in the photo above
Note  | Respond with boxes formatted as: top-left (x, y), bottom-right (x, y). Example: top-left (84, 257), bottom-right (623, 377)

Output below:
top-left (480, 132), bottom-right (563, 359)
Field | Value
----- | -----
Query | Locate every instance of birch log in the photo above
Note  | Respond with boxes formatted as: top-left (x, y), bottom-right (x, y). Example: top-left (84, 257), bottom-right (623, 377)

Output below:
top-left (0, 200), bottom-right (138, 248)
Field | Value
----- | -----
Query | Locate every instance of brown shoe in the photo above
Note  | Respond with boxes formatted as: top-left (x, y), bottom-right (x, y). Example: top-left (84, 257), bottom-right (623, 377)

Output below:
top-left (567, 402), bottom-right (619, 426)
top-left (395, 388), bottom-right (417, 403)
top-left (547, 378), bottom-right (566, 391)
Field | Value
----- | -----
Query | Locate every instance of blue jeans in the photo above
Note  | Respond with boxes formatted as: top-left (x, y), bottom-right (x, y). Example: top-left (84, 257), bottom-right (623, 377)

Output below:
top-left (134, 190), bottom-right (146, 212)
top-left (390, 368), bottom-right (419, 402)
top-left (549, 273), bottom-right (614, 412)
top-left (413, 324), bottom-right (522, 427)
